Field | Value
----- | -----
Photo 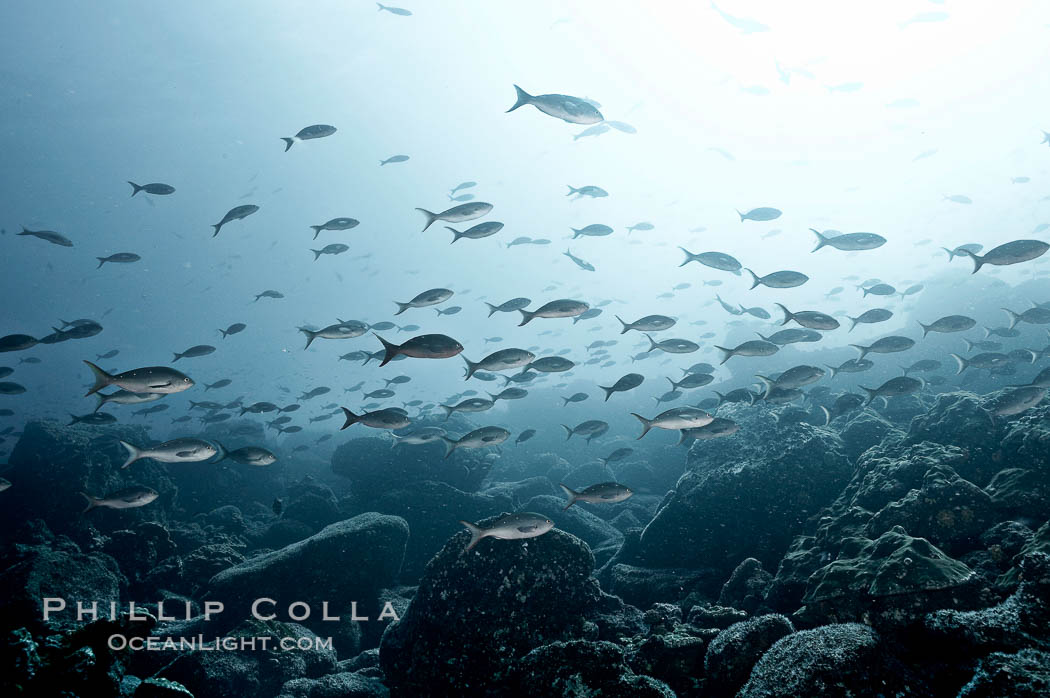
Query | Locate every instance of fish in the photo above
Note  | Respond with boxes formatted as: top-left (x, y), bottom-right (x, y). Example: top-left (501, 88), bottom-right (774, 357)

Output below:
top-left (463, 349), bottom-right (536, 379)
top-left (737, 207), bottom-right (781, 222)
top-left (18, 227), bottom-right (73, 247)
top-left (440, 397), bottom-right (495, 419)
top-left (416, 202), bottom-right (494, 232)
top-left (943, 244), bottom-right (982, 261)
top-left (573, 308), bottom-right (603, 324)
top-left (850, 336), bottom-right (916, 361)
top-left (374, 333), bottom-right (464, 366)
top-left (68, 412), bottom-right (117, 425)
top-left (746, 269), bottom-right (809, 289)
top-left (567, 185), bottom-right (608, 199)
top-left (1002, 307), bottom-right (1050, 330)
top-left (944, 194), bottom-right (972, 204)
top-left (715, 340), bottom-right (779, 364)
top-left (255, 290), bottom-right (283, 301)
top-left (626, 222), bottom-right (654, 234)
top-left (599, 373), bottom-right (645, 401)
top-left (515, 429), bottom-right (537, 444)
top-left (311, 243), bottom-right (349, 260)
top-left (616, 315), bottom-right (676, 334)
top-left (563, 249), bottom-right (595, 272)
top-left (739, 305), bottom-right (771, 320)
top-left (211, 205), bottom-right (259, 237)
top-left (217, 445), bottom-right (277, 466)
top-left (95, 390), bottom-right (165, 410)
top-left (281, 124), bottom-right (337, 151)
top-left (392, 427), bottom-right (447, 447)
top-left (518, 299), bottom-right (589, 325)
top-left (380, 155), bottom-right (410, 165)
top-left (860, 376), bottom-right (924, 405)
top-left (679, 418), bottom-right (740, 444)
top-left (962, 240), bottom-right (1049, 273)
top-left (447, 222), bottom-right (504, 243)
top-left (309, 217), bottom-right (359, 240)
top-left (711, 1), bottom-right (769, 33)
top-left (861, 283), bottom-right (896, 297)
top-left (573, 123), bottom-right (610, 140)
top-left (902, 359), bottom-right (942, 375)
top-left (458, 513), bottom-right (555, 551)
top-left (919, 315), bottom-right (977, 337)
top-left (632, 407), bottom-right (713, 439)
top-left (219, 323), bottom-right (247, 338)
top-left (442, 426), bottom-right (510, 457)
top-left (598, 448), bottom-right (633, 465)
top-left (395, 288), bottom-right (454, 314)
top-left (562, 392), bottom-right (589, 406)
top-left (561, 420), bottom-right (610, 441)
top-left (506, 85), bottom-right (603, 124)
top-left (810, 229), bottom-right (886, 252)
top-left (524, 356), bottom-right (575, 372)
top-left (848, 309), bottom-right (893, 331)
top-left (776, 304), bottom-right (840, 330)
top-left (81, 486), bottom-right (158, 513)
top-left (377, 3), bottom-right (412, 16)
top-left (490, 388), bottom-right (528, 401)
top-left (571, 224), bottom-right (613, 238)
top-left (119, 438), bottom-right (218, 469)
top-left (83, 361), bottom-right (194, 396)
top-left (485, 298), bottom-right (531, 316)
top-left (756, 365), bottom-right (825, 391)
top-left (0, 335), bottom-right (38, 353)
top-left (988, 386), bottom-right (1046, 417)
top-left (96, 253), bottom-right (141, 268)
top-left (300, 321), bottom-right (369, 349)
top-left (128, 182), bottom-right (175, 196)
top-left (172, 345), bottom-right (216, 361)
top-left (340, 406), bottom-right (412, 430)
top-left (646, 335), bottom-right (699, 354)
top-left (558, 482), bottom-right (633, 510)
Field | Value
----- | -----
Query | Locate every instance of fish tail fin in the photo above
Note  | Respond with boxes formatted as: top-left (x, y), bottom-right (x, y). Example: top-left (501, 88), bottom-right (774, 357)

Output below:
top-left (600, 385), bottom-right (614, 402)
top-left (507, 84), bottom-right (532, 112)
top-left (96, 257), bottom-right (106, 269)
top-left (440, 405), bottom-right (453, 421)
top-left (462, 355), bottom-right (478, 380)
top-left (941, 247), bottom-right (956, 260)
top-left (94, 394), bottom-right (106, 412)
top-left (860, 386), bottom-right (877, 406)
top-left (415, 208), bottom-right (438, 232)
top-left (459, 520), bottom-right (484, 551)
top-left (849, 344), bottom-right (869, 361)
top-left (300, 327), bottom-right (317, 349)
top-left (736, 209), bottom-right (745, 222)
top-left (445, 226), bottom-right (462, 243)
top-left (645, 333), bottom-right (658, 352)
top-left (775, 302), bottom-right (792, 326)
top-left (667, 377), bottom-right (677, 391)
top-left (340, 407), bottom-right (360, 430)
top-left (309, 225), bottom-right (324, 237)
top-left (810, 228), bottom-right (828, 252)
top-left (517, 309), bottom-right (535, 326)
top-left (393, 301), bottom-right (412, 316)
top-left (1002, 308), bottom-right (1021, 330)
top-left (566, 185), bottom-right (578, 196)
top-left (961, 248), bottom-right (983, 273)
top-left (311, 249), bottom-right (322, 261)
top-left (561, 397), bottom-right (570, 406)
top-left (950, 353), bottom-right (968, 375)
top-left (127, 181), bottom-right (142, 197)
top-left (442, 436), bottom-right (458, 459)
top-left (616, 315), bottom-right (630, 334)
top-left (67, 414), bottom-right (79, 426)
top-left (558, 483), bottom-right (578, 510)
top-left (963, 339), bottom-right (975, 352)
top-left (211, 223), bottom-right (221, 237)
top-left (281, 137), bottom-right (294, 152)
top-left (677, 247), bottom-right (695, 267)
top-left (119, 440), bottom-right (142, 470)
top-left (81, 492), bottom-right (100, 514)
top-left (919, 321), bottom-right (931, 338)
top-left (631, 413), bottom-right (652, 439)
top-left (744, 268), bottom-right (761, 290)
top-left (561, 424), bottom-right (573, 439)
top-left (83, 360), bottom-right (112, 396)
top-left (485, 303), bottom-right (499, 317)
top-left (714, 346), bottom-right (733, 365)
top-left (172, 352), bottom-right (182, 362)
top-left (848, 316), bottom-right (858, 332)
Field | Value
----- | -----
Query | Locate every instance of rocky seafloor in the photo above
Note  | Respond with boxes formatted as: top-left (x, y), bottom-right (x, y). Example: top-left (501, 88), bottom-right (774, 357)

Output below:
top-left (1, 393), bottom-right (1048, 697)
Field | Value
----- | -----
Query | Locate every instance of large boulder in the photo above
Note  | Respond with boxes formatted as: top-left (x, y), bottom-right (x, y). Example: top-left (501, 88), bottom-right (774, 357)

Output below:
top-left (636, 409), bottom-right (851, 574)
top-left (957, 649), bottom-right (1050, 698)
top-left (505, 640), bottom-right (675, 697)
top-left (379, 519), bottom-right (601, 696)
top-left (703, 614), bottom-right (794, 696)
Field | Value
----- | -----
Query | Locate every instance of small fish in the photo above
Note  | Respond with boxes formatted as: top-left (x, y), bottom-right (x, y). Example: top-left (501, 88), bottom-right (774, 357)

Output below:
top-left (599, 373), bottom-right (644, 401)
top-left (18, 227), bottom-right (73, 247)
top-left (212, 205), bottom-right (259, 236)
top-left (848, 309), bottom-right (893, 331)
top-left (776, 304), bottom-right (839, 330)
top-left (84, 361), bottom-right (193, 396)
top-left (374, 333), bottom-right (464, 366)
top-left (571, 224), bottom-right (613, 239)
top-left (281, 124), bottom-right (337, 151)
top-left (715, 340), bottom-right (779, 365)
top-left (447, 221), bottom-right (504, 243)
top-left (340, 406), bottom-right (411, 430)
top-left (377, 3), bottom-right (412, 16)
top-left (442, 426), bottom-right (510, 457)
top-left (627, 222), bottom-right (654, 234)
top-left (737, 207), bottom-right (781, 222)
top-left (416, 202), bottom-right (493, 232)
top-left (746, 269), bottom-right (809, 289)
top-left (219, 323), bottom-right (247, 338)
top-left (850, 336), bottom-right (916, 361)
top-left (515, 429), bottom-right (537, 444)
top-left (518, 299), bottom-right (589, 325)
top-left (632, 407), bottom-right (713, 439)
top-left (810, 229), bottom-right (886, 252)
top-left (860, 376), bottom-right (923, 405)
top-left (81, 486), bottom-right (158, 512)
top-left (311, 243), bottom-right (350, 260)
top-left (380, 155), bottom-right (410, 166)
top-left (561, 392), bottom-right (589, 406)
top-left (563, 249), bottom-right (595, 271)
top-left (919, 315), bottom-right (976, 337)
top-left (458, 512), bottom-right (554, 551)
top-left (561, 420), bottom-right (610, 441)
top-left (507, 85), bottom-right (603, 125)
top-left (119, 438), bottom-right (218, 469)
top-left (567, 185), bottom-right (608, 199)
top-left (128, 181), bottom-right (175, 196)
top-left (172, 345), bottom-right (216, 362)
top-left (944, 194), bottom-right (972, 204)
top-left (679, 248), bottom-right (742, 275)
top-left (962, 240), bottom-right (1049, 273)
top-left (395, 288), bottom-right (454, 314)
top-left (559, 482), bottom-right (633, 510)
top-left (310, 217), bottom-right (359, 240)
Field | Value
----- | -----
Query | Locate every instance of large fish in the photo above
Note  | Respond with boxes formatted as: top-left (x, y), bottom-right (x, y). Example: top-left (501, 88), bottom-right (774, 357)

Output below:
top-left (119, 437), bottom-right (218, 469)
top-left (961, 240), bottom-right (1049, 273)
top-left (375, 333), bottom-right (464, 366)
top-left (281, 124), bottom-right (337, 151)
top-left (212, 205), bottom-right (259, 236)
top-left (84, 361), bottom-right (193, 396)
top-left (518, 299), bottom-right (589, 325)
top-left (506, 85), bottom-right (603, 124)
top-left (458, 512), bottom-right (555, 551)
top-left (81, 486), bottom-right (158, 513)
top-left (416, 202), bottom-right (493, 232)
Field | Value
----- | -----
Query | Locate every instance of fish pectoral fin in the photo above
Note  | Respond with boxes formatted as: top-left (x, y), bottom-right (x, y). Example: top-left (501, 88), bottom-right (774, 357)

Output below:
top-left (175, 451), bottom-right (194, 457)
top-left (148, 381), bottom-right (173, 389)
top-left (517, 525), bottom-right (538, 533)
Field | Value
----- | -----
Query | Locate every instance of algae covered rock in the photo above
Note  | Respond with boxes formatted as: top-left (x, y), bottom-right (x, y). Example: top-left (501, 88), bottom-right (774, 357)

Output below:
top-left (379, 520), bottom-right (601, 696)
top-left (505, 640), bottom-right (675, 698)
top-left (957, 648), bottom-right (1050, 698)
top-left (703, 614), bottom-right (794, 696)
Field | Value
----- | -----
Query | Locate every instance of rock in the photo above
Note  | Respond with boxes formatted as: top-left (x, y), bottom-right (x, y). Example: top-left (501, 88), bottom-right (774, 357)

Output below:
top-left (718, 558), bottom-right (773, 613)
top-left (379, 521), bottom-right (600, 696)
top-left (739, 623), bottom-right (924, 697)
top-left (0, 420), bottom-right (175, 537)
top-left (686, 604), bottom-right (748, 630)
top-left (276, 671), bottom-right (390, 698)
top-left (985, 468), bottom-right (1050, 520)
top-left (180, 544), bottom-right (246, 595)
top-left (478, 476), bottom-right (556, 506)
top-left (637, 409), bottom-right (851, 574)
top-left (608, 564), bottom-right (722, 610)
top-left (361, 480), bottom-right (512, 582)
top-left (625, 630), bottom-right (711, 696)
top-left (505, 640), bottom-right (675, 698)
top-left (957, 649), bottom-right (1050, 698)
top-left (155, 620), bottom-right (337, 698)
top-left (903, 392), bottom-right (997, 455)
top-left (863, 464), bottom-right (996, 556)
top-left (589, 591), bottom-right (648, 641)
top-left (836, 409), bottom-right (902, 462)
top-left (795, 526), bottom-right (983, 629)
top-left (206, 514), bottom-right (409, 621)
top-left (102, 522), bottom-right (178, 592)
top-left (282, 481), bottom-right (341, 532)
top-left (259, 519), bottom-right (315, 549)
top-left (0, 543), bottom-right (126, 632)
top-left (924, 552), bottom-right (1050, 659)
top-left (520, 494), bottom-right (622, 549)
top-left (703, 614), bottom-right (794, 696)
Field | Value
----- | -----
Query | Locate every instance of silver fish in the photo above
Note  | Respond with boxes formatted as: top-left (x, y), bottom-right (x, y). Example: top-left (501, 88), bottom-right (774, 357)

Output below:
top-left (119, 438), bottom-right (218, 469)
top-left (506, 85), bottom-right (603, 124)
top-left (458, 512), bottom-right (555, 551)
